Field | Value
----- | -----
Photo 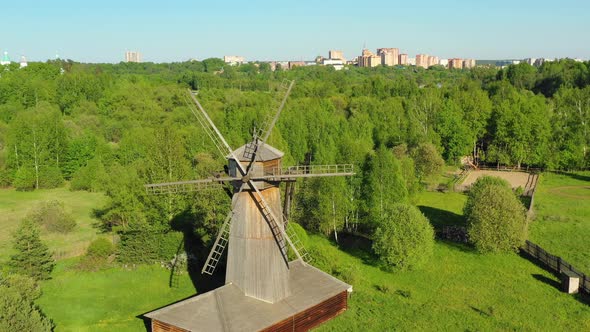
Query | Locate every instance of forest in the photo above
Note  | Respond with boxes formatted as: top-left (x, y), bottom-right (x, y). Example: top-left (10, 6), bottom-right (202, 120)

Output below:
top-left (0, 58), bottom-right (589, 253)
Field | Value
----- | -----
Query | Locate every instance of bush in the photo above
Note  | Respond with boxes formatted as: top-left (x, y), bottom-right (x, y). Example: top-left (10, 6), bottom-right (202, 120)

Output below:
top-left (86, 238), bottom-right (114, 258)
top-left (38, 166), bottom-right (63, 189)
top-left (28, 200), bottom-right (76, 233)
top-left (78, 238), bottom-right (115, 271)
top-left (0, 168), bottom-right (13, 187)
top-left (464, 176), bottom-right (528, 253)
top-left (13, 167), bottom-right (36, 191)
top-left (117, 231), bottom-right (183, 264)
top-left (372, 204), bottom-right (435, 271)
top-left (70, 157), bottom-right (107, 192)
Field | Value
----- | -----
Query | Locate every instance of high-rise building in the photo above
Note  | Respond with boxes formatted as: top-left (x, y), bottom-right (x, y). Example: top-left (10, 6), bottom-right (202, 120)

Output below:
top-left (358, 49), bottom-right (381, 68)
top-left (416, 54), bottom-right (429, 68)
top-left (329, 50), bottom-right (345, 60)
top-left (428, 56), bottom-right (440, 67)
top-left (399, 53), bottom-right (408, 65)
top-left (125, 51), bottom-right (142, 63)
top-left (377, 48), bottom-right (399, 66)
top-left (449, 58), bottom-right (464, 69)
top-left (224, 55), bottom-right (245, 65)
top-left (463, 59), bottom-right (476, 69)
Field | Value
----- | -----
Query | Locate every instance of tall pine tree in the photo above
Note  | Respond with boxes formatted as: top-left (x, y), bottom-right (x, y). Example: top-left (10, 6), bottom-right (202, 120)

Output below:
top-left (9, 218), bottom-right (55, 280)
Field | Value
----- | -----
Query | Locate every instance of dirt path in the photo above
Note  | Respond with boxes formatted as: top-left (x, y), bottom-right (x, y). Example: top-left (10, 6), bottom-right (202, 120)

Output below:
top-left (459, 170), bottom-right (532, 190)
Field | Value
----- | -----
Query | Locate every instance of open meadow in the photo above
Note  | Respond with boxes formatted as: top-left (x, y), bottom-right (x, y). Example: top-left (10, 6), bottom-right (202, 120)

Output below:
top-left (529, 172), bottom-right (590, 272)
top-left (16, 187), bottom-right (587, 331)
top-left (0, 187), bottom-right (107, 264)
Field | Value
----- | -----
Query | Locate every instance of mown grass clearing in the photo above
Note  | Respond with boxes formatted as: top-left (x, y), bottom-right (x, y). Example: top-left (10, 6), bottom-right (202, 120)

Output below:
top-left (0, 187), bottom-right (107, 264)
top-left (17, 187), bottom-right (590, 331)
top-left (530, 172), bottom-right (590, 272)
top-left (37, 259), bottom-right (196, 332)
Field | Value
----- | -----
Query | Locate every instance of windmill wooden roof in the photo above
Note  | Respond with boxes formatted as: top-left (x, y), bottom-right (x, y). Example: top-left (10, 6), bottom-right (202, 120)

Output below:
top-left (144, 260), bottom-right (352, 332)
top-left (228, 143), bottom-right (284, 162)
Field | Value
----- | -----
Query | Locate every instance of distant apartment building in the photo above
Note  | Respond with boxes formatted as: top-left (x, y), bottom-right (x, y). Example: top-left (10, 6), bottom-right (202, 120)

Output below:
top-left (288, 61), bottom-right (305, 70)
top-left (329, 50), bottom-right (345, 61)
top-left (416, 54), bottom-right (429, 68)
top-left (463, 59), bottom-right (476, 69)
top-left (357, 49), bottom-right (381, 68)
top-left (448, 58), bottom-right (464, 69)
top-left (407, 57), bottom-right (416, 66)
top-left (377, 48), bottom-right (399, 66)
top-left (398, 53), bottom-right (408, 65)
top-left (439, 59), bottom-right (449, 67)
top-left (428, 56), bottom-right (440, 67)
top-left (125, 51), bottom-right (142, 63)
top-left (224, 55), bottom-right (245, 66)
top-left (322, 58), bottom-right (345, 70)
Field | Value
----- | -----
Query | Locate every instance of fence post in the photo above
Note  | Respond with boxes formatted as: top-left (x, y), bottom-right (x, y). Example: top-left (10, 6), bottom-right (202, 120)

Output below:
top-left (557, 257), bottom-right (561, 273)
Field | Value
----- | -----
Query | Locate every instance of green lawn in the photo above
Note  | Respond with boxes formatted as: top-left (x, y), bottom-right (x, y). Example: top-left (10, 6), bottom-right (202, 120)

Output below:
top-left (530, 172), bottom-right (590, 272)
top-left (11, 186), bottom-right (590, 331)
top-left (37, 260), bottom-right (196, 332)
top-left (0, 187), bottom-right (107, 264)
top-left (316, 190), bottom-right (590, 331)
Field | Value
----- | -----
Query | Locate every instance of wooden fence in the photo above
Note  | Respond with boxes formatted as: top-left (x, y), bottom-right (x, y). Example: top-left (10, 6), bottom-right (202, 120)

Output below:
top-left (521, 240), bottom-right (590, 294)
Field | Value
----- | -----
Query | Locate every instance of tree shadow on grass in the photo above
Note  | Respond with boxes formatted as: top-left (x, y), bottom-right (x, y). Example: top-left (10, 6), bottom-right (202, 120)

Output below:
top-left (169, 209), bottom-right (225, 294)
top-left (336, 232), bottom-right (380, 266)
top-left (417, 205), bottom-right (466, 230)
top-left (436, 239), bottom-right (475, 254)
top-left (137, 209), bottom-right (226, 331)
top-left (548, 170), bottom-right (590, 183)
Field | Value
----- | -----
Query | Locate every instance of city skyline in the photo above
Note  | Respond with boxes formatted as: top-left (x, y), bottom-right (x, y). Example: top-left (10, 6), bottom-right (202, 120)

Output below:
top-left (2, 0), bottom-right (589, 63)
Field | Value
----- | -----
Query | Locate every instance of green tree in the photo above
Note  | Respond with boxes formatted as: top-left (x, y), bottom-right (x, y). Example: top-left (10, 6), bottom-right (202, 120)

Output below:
top-left (464, 176), bottom-right (528, 253)
top-left (0, 274), bottom-right (53, 331)
top-left (9, 218), bottom-right (55, 280)
top-left (361, 145), bottom-right (408, 231)
top-left (411, 142), bottom-right (445, 183)
top-left (372, 203), bottom-right (434, 271)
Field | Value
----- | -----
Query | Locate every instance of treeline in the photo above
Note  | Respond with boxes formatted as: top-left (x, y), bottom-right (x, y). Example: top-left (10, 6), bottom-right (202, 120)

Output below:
top-left (0, 59), bottom-right (589, 242)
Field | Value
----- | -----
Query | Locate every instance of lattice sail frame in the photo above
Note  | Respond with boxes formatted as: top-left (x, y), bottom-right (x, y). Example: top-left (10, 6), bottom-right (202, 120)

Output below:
top-left (144, 82), bottom-right (355, 276)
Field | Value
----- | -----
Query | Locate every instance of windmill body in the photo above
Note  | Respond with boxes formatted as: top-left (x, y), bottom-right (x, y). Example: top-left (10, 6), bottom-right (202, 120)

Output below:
top-left (226, 143), bottom-right (290, 303)
top-left (144, 82), bottom-right (355, 331)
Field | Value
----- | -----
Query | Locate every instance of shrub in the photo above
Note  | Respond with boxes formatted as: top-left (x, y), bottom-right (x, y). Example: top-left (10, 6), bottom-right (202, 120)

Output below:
top-left (0, 168), bottom-right (13, 187)
top-left (117, 231), bottom-right (183, 264)
top-left (464, 176), bottom-right (528, 253)
top-left (411, 142), bottom-right (445, 183)
top-left (372, 203), bottom-right (435, 271)
top-left (86, 238), bottom-right (114, 258)
top-left (28, 200), bottom-right (76, 233)
top-left (38, 166), bottom-right (63, 189)
top-left (463, 176), bottom-right (511, 217)
top-left (78, 238), bottom-right (115, 271)
top-left (70, 157), bottom-right (107, 192)
top-left (13, 167), bottom-right (36, 191)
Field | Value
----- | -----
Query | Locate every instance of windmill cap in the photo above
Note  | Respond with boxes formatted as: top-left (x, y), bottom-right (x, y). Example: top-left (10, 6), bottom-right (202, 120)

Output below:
top-left (228, 142), bottom-right (284, 162)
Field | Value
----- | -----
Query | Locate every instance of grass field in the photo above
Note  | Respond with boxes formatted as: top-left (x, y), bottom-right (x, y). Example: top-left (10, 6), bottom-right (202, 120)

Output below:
top-left (6, 186), bottom-right (590, 331)
top-left (37, 260), bottom-right (196, 332)
top-left (317, 191), bottom-right (590, 331)
top-left (0, 187), bottom-right (107, 264)
top-left (530, 172), bottom-right (590, 272)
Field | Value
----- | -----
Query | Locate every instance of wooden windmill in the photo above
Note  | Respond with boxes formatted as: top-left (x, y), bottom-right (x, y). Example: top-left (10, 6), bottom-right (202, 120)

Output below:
top-left (144, 81), bottom-right (354, 332)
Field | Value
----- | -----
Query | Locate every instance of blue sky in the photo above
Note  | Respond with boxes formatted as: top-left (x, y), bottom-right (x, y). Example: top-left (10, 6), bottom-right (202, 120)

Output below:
top-left (3, 0), bottom-right (589, 63)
